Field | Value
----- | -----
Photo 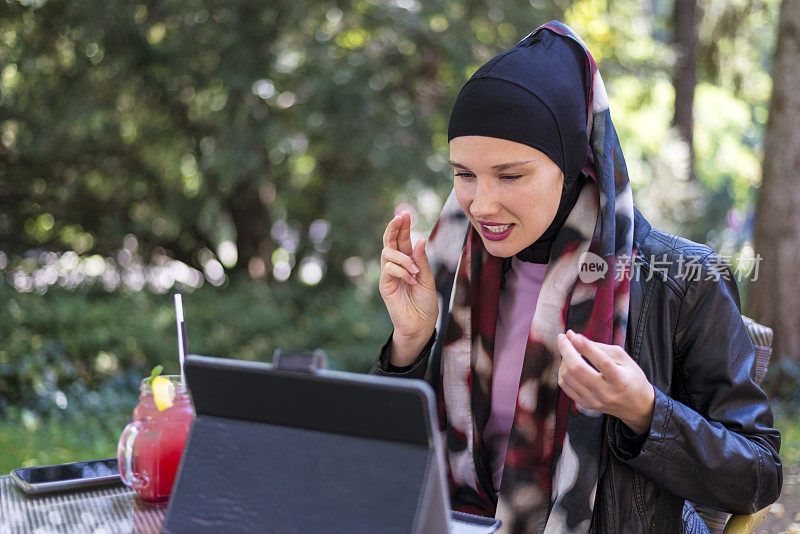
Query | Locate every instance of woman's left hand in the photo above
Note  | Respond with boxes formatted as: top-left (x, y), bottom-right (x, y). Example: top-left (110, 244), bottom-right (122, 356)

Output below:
top-left (556, 329), bottom-right (655, 435)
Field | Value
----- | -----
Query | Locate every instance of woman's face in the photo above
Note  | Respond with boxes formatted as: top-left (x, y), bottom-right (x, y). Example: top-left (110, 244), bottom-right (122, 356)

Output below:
top-left (450, 136), bottom-right (564, 258)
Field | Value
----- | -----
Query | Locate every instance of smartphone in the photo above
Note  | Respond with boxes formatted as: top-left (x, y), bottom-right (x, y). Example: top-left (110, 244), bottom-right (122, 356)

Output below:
top-left (10, 458), bottom-right (122, 495)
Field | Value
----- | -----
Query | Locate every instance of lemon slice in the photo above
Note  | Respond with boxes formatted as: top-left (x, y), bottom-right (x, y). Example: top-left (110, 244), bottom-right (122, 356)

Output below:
top-left (152, 376), bottom-right (176, 411)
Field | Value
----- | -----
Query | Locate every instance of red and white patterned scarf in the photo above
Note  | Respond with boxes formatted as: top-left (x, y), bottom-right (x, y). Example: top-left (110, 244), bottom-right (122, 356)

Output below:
top-left (422, 21), bottom-right (636, 533)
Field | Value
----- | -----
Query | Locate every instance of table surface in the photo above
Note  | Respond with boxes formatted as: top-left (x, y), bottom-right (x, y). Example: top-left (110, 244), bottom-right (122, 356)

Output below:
top-left (0, 475), bottom-right (501, 534)
top-left (0, 475), bottom-right (165, 534)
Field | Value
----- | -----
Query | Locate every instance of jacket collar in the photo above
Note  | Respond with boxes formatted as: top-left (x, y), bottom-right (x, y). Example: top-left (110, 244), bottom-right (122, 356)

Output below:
top-left (633, 206), bottom-right (652, 250)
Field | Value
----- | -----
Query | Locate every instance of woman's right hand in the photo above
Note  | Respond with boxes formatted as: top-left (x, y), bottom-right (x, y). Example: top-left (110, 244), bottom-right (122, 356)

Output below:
top-left (379, 211), bottom-right (438, 367)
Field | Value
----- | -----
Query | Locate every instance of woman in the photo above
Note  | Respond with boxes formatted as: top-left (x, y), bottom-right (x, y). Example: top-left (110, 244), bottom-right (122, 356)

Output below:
top-left (370, 21), bottom-right (781, 533)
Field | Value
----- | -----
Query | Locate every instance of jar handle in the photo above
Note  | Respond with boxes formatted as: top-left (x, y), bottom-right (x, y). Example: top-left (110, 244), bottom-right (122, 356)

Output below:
top-left (117, 420), bottom-right (147, 488)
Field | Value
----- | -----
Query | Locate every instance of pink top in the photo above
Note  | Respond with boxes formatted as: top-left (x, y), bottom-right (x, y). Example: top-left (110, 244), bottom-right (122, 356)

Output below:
top-left (483, 256), bottom-right (548, 494)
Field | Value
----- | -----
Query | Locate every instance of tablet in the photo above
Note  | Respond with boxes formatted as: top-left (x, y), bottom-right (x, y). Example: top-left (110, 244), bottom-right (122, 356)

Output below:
top-left (162, 354), bottom-right (500, 534)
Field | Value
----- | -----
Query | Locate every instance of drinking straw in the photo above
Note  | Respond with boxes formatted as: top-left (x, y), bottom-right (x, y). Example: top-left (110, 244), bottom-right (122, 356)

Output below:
top-left (174, 293), bottom-right (188, 385)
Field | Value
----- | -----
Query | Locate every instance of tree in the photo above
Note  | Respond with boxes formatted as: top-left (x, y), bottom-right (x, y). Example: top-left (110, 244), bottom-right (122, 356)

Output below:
top-left (748, 0), bottom-right (800, 368)
top-left (0, 0), bottom-right (552, 285)
top-left (672, 0), bottom-right (698, 183)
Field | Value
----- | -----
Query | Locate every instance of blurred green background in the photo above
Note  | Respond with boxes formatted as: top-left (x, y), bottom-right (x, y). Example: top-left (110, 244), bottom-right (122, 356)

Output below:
top-left (1, 0), bottom-right (798, 478)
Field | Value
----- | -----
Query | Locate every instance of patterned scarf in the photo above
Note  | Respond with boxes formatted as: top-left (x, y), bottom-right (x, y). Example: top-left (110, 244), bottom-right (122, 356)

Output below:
top-left (421, 21), bottom-right (635, 533)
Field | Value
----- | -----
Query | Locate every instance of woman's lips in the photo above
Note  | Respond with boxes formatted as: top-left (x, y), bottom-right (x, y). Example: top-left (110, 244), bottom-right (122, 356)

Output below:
top-left (479, 222), bottom-right (515, 241)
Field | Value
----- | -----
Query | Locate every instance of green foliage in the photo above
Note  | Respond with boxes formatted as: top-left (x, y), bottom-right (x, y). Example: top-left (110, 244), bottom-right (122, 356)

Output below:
top-left (0, 275), bottom-right (392, 416)
top-left (0, 408), bottom-right (130, 474)
top-left (774, 408), bottom-right (800, 469)
top-left (0, 0), bottom-right (781, 285)
top-left (0, 362), bottom-right (140, 473)
top-left (565, 0), bottom-right (779, 252)
top-left (0, 0), bottom-right (557, 284)
top-left (763, 358), bottom-right (800, 412)
top-left (0, 272), bottom-right (397, 471)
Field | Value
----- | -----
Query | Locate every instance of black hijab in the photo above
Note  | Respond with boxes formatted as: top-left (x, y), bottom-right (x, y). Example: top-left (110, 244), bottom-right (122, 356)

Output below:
top-left (447, 28), bottom-right (590, 265)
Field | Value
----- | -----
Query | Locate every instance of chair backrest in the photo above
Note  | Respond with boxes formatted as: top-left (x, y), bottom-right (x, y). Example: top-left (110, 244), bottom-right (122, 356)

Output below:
top-left (742, 315), bottom-right (774, 385)
top-left (690, 315), bottom-right (774, 533)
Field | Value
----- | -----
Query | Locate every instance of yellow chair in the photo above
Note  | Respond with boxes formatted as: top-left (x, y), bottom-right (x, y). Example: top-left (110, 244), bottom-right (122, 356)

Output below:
top-left (691, 316), bottom-right (775, 534)
top-left (723, 506), bottom-right (771, 533)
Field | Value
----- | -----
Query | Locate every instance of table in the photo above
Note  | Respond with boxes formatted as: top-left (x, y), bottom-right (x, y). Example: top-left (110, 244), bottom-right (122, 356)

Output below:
top-left (0, 476), bottom-right (165, 534)
top-left (0, 475), bottom-right (503, 533)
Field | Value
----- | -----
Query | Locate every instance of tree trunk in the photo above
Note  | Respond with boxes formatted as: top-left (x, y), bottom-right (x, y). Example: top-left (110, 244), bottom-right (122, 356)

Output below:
top-left (672, 0), bottom-right (698, 182)
top-left (228, 178), bottom-right (271, 276)
top-left (747, 0), bottom-right (800, 366)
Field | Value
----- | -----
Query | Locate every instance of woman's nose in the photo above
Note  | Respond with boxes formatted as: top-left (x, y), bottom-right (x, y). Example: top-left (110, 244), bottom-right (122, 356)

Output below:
top-left (470, 179), bottom-right (499, 217)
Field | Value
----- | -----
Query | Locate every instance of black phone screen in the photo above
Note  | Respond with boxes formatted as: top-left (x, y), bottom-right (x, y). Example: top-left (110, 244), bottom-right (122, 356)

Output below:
top-left (14, 459), bottom-right (119, 484)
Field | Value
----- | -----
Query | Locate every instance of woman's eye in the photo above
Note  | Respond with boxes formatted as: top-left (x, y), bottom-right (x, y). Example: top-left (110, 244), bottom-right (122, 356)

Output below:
top-left (454, 173), bottom-right (523, 183)
top-left (455, 173), bottom-right (522, 181)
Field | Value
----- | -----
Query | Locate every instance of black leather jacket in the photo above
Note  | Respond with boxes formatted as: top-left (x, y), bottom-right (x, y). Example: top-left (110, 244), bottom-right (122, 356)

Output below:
top-left (370, 207), bottom-right (782, 533)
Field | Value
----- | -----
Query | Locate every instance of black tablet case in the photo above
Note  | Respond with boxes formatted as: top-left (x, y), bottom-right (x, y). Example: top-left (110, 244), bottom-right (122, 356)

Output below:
top-left (162, 355), bottom-right (499, 534)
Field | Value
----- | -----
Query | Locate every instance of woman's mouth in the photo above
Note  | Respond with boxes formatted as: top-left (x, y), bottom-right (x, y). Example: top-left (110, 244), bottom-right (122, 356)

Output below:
top-left (478, 222), bottom-right (515, 241)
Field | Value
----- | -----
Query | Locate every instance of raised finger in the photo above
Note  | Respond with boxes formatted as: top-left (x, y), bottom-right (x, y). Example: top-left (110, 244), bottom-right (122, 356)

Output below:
top-left (383, 261), bottom-right (418, 287)
top-left (382, 247), bottom-right (419, 274)
top-left (382, 215), bottom-right (401, 250)
top-left (397, 211), bottom-right (413, 256)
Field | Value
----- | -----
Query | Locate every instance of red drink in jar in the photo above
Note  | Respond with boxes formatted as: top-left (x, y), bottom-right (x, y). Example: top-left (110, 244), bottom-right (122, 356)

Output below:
top-left (117, 376), bottom-right (194, 504)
